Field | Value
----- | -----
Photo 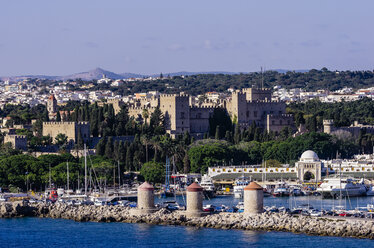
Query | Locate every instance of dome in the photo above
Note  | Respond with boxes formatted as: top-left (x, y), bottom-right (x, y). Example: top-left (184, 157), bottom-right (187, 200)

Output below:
top-left (300, 150), bottom-right (319, 162)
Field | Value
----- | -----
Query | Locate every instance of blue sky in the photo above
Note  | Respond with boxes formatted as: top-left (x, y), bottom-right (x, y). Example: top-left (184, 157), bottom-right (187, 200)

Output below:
top-left (0, 0), bottom-right (373, 76)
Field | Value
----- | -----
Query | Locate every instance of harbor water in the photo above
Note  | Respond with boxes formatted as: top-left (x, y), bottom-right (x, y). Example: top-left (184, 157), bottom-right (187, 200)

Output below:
top-left (2, 195), bottom-right (374, 247)
top-left (1, 217), bottom-right (373, 248)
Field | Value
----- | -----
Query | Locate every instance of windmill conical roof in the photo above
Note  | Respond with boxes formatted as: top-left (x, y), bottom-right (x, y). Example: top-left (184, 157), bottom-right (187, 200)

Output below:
top-left (187, 182), bottom-right (203, 192)
top-left (244, 181), bottom-right (263, 191)
top-left (138, 182), bottom-right (154, 191)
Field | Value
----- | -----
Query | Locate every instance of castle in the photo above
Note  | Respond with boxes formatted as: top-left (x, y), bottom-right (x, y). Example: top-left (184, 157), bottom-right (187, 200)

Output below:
top-left (226, 88), bottom-right (293, 132)
top-left (125, 88), bottom-right (293, 137)
top-left (42, 88), bottom-right (293, 141)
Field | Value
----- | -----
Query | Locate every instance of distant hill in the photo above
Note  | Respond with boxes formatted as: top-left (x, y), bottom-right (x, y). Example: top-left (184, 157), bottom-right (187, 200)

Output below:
top-left (0, 68), bottom-right (310, 81)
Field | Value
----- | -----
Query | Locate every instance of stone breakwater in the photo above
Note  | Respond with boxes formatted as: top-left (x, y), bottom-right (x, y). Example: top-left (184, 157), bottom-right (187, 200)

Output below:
top-left (1, 202), bottom-right (374, 239)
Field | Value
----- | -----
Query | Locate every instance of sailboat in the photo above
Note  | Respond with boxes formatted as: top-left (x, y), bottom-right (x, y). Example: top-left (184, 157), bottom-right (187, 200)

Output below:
top-left (161, 157), bottom-right (174, 198)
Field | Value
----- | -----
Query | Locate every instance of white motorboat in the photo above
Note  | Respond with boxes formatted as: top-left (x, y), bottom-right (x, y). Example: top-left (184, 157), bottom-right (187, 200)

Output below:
top-left (233, 176), bottom-right (251, 198)
top-left (317, 177), bottom-right (367, 198)
top-left (200, 174), bottom-right (215, 198)
top-left (273, 182), bottom-right (290, 197)
top-left (366, 186), bottom-right (374, 196)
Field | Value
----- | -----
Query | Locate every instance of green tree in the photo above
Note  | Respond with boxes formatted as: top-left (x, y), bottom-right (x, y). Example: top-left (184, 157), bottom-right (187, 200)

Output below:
top-left (140, 161), bottom-right (164, 184)
top-left (105, 137), bottom-right (113, 159)
top-left (56, 111), bottom-right (61, 122)
top-left (55, 133), bottom-right (68, 147)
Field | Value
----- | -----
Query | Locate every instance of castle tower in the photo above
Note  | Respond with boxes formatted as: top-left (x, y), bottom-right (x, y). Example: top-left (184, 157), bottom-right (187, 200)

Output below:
top-left (47, 94), bottom-right (57, 114)
top-left (323, 120), bottom-right (334, 134)
top-left (229, 90), bottom-right (247, 125)
top-left (159, 93), bottom-right (190, 137)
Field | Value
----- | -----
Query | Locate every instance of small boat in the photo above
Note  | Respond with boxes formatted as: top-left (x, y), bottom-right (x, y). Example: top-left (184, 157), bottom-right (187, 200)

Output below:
top-left (290, 186), bottom-right (303, 196)
top-left (203, 204), bottom-right (215, 212)
top-left (236, 202), bottom-right (244, 213)
top-left (162, 201), bottom-right (185, 211)
top-left (263, 188), bottom-right (271, 197)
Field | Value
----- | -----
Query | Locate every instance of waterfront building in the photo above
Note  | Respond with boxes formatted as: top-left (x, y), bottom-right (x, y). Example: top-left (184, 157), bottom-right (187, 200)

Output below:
top-left (208, 165), bottom-right (298, 186)
top-left (295, 150), bottom-right (323, 182)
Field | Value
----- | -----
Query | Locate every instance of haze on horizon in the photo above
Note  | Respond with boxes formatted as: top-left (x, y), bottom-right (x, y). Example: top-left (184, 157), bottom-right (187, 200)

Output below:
top-left (0, 0), bottom-right (373, 77)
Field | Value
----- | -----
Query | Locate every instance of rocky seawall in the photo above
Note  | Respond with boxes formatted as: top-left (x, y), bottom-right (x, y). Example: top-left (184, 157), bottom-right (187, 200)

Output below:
top-left (1, 202), bottom-right (374, 239)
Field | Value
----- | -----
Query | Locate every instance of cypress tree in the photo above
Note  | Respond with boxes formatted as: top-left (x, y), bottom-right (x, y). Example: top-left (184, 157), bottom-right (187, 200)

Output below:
top-left (215, 125), bottom-right (221, 140)
top-left (118, 141), bottom-right (125, 162)
top-left (113, 140), bottom-right (120, 161)
top-left (67, 111), bottom-right (71, 121)
top-left (125, 145), bottom-right (133, 171)
top-left (234, 124), bottom-right (241, 144)
top-left (42, 109), bottom-right (49, 122)
top-left (56, 111), bottom-right (61, 122)
top-left (183, 153), bottom-right (190, 173)
top-left (77, 128), bottom-right (84, 149)
top-left (225, 130), bottom-right (233, 143)
top-left (105, 137), bottom-right (113, 159)
top-left (96, 137), bottom-right (106, 156)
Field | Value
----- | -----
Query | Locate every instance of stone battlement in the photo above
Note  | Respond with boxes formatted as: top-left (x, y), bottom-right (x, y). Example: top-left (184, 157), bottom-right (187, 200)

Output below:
top-left (43, 121), bottom-right (89, 125)
top-left (323, 119), bottom-right (334, 124)
top-left (190, 106), bottom-right (217, 110)
top-left (128, 106), bottom-right (156, 110)
top-left (160, 93), bottom-right (189, 98)
top-left (7, 135), bottom-right (27, 139)
top-left (267, 114), bottom-right (293, 118)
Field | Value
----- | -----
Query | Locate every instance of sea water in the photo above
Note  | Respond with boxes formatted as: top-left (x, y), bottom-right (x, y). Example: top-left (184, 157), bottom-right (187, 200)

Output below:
top-left (1, 196), bottom-right (374, 247)
top-left (0, 218), bottom-right (372, 248)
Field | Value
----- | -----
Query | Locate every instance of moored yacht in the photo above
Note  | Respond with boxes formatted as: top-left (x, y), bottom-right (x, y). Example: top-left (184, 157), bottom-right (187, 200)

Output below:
top-left (233, 176), bottom-right (251, 198)
top-left (317, 177), bottom-right (367, 198)
top-left (200, 174), bottom-right (216, 198)
top-left (273, 182), bottom-right (290, 197)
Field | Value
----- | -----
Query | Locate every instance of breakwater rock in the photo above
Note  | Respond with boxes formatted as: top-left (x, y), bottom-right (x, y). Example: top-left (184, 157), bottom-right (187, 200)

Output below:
top-left (1, 202), bottom-right (374, 239)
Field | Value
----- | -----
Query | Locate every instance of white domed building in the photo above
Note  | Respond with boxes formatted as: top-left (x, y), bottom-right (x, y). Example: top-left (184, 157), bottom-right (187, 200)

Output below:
top-left (295, 150), bottom-right (323, 182)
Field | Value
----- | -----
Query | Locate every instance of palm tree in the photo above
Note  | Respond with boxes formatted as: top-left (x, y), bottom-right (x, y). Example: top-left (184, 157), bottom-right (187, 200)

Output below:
top-left (142, 109), bottom-right (149, 125)
top-left (150, 137), bottom-right (162, 162)
top-left (141, 135), bottom-right (151, 162)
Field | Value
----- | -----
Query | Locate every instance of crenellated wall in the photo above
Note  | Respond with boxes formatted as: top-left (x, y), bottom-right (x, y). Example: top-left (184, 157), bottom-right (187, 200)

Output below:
top-left (42, 121), bottom-right (90, 143)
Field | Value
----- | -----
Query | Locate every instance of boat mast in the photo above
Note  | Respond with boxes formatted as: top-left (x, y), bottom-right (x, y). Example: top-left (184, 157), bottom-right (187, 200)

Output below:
top-left (339, 162), bottom-right (342, 202)
top-left (77, 171), bottom-right (80, 191)
top-left (84, 143), bottom-right (87, 195)
top-left (264, 160), bottom-right (267, 183)
top-left (49, 164), bottom-right (51, 189)
top-left (67, 161), bottom-right (69, 191)
top-left (113, 162), bottom-right (116, 190)
top-left (118, 160), bottom-right (121, 188)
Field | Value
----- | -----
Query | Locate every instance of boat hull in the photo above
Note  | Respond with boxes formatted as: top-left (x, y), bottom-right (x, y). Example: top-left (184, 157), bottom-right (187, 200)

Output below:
top-left (319, 189), bottom-right (366, 198)
top-left (203, 190), bottom-right (215, 199)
